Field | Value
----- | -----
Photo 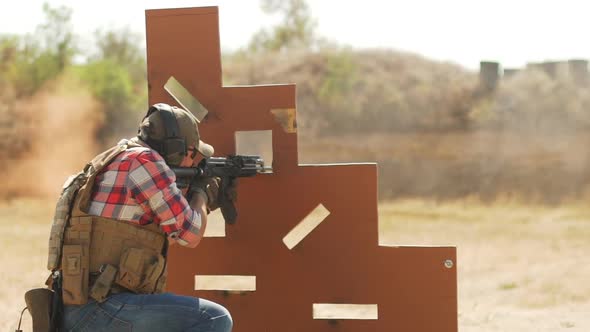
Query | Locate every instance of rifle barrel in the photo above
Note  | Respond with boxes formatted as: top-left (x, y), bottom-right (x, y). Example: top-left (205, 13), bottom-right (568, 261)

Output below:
top-left (171, 155), bottom-right (271, 179)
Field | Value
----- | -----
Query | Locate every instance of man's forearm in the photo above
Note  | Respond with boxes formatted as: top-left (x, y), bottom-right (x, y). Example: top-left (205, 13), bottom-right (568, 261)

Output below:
top-left (185, 193), bottom-right (208, 248)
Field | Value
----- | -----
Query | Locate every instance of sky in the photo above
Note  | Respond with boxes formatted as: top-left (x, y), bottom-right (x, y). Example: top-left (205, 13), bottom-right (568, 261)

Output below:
top-left (1, 0), bottom-right (590, 70)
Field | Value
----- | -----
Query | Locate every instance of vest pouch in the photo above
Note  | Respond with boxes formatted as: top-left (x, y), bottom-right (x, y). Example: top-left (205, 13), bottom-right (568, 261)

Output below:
top-left (61, 244), bottom-right (89, 305)
top-left (153, 265), bottom-right (167, 293)
top-left (47, 171), bottom-right (87, 271)
top-left (116, 247), bottom-right (164, 293)
top-left (140, 253), bottom-right (166, 294)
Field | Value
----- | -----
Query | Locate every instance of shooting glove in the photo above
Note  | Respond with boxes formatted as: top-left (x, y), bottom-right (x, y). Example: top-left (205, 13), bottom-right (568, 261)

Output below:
top-left (189, 177), bottom-right (220, 212)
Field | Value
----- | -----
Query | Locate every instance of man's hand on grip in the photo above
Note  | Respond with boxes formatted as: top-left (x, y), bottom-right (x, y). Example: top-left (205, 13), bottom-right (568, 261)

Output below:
top-left (189, 177), bottom-right (220, 212)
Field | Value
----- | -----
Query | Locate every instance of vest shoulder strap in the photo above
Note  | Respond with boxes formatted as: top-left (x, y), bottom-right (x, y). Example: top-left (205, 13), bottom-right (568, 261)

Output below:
top-left (73, 140), bottom-right (146, 215)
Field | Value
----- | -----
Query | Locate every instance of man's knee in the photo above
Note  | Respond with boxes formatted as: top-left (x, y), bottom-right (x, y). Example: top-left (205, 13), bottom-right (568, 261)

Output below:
top-left (201, 299), bottom-right (233, 332)
top-left (216, 310), bottom-right (233, 332)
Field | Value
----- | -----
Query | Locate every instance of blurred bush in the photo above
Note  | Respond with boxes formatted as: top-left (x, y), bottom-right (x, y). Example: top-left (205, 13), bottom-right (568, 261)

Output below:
top-left (472, 69), bottom-right (590, 132)
top-left (224, 47), bottom-right (478, 135)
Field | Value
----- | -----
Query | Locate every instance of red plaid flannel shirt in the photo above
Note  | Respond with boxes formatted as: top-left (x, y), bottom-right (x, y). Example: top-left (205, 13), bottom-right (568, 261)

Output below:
top-left (87, 141), bottom-right (202, 246)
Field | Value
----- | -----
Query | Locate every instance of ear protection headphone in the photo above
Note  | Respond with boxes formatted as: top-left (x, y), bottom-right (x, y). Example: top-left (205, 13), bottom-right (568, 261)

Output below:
top-left (140, 103), bottom-right (187, 162)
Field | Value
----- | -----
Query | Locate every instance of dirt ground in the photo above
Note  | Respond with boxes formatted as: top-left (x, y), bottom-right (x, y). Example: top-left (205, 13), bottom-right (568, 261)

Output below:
top-left (1, 198), bottom-right (589, 331)
top-left (381, 199), bottom-right (590, 331)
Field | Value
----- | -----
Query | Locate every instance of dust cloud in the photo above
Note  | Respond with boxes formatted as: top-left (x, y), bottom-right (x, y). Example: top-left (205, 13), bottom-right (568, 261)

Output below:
top-left (1, 88), bottom-right (104, 200)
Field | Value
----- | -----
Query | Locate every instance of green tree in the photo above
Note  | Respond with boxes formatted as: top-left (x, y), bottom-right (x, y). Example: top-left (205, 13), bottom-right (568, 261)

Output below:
top-left (2, 3), bottom-right (77, 97)
top-left (0, 36), bottom-right (18, 70)
top-left (81, 28), bottom-right (148, 144)
top-left (248, 0), bottom-right (317, 52)
top-left (93, 28), bottom-right (146, 83)
top-left (37, 3), bottom-right (76, 71)
top-left (0, 36), bottom-right (18, 93)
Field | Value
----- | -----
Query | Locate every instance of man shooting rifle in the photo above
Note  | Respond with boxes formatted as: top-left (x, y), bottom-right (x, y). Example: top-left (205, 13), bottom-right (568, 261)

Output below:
top-left (25, 103), bottom-right (237, 332)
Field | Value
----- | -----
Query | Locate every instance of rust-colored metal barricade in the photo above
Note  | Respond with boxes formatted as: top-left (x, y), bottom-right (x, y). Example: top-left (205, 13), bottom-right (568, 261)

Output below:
top-left (145, 7), bottom-right (457, 331)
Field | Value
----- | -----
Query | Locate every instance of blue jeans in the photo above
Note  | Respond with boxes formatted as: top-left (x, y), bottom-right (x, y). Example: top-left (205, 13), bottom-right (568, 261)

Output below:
top-left (62, 293), bottom-right (232, 332)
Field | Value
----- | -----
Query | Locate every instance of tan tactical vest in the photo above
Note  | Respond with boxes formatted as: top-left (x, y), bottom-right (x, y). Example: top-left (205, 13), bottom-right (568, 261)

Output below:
top-left (47, 140), bottom-right (168, 305)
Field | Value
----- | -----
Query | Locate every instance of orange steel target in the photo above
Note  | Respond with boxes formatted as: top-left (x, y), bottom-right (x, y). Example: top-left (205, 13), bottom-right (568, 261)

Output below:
top-left (146, 7), bottom-right (457, 332)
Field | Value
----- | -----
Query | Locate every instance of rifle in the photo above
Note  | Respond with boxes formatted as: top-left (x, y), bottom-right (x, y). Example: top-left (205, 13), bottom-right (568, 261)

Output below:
top-left (171, 155), bottom-right (270, 224)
